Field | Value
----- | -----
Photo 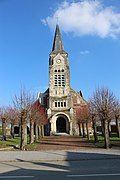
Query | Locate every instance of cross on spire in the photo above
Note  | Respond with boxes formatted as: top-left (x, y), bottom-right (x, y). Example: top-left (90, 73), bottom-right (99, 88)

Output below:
top-left (56, 15), bottom-right (59, 24)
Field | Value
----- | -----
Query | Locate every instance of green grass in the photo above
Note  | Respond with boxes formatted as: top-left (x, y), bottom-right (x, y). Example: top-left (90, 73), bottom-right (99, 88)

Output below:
top-left (0, 136), bottom-right (21, 147)
top-left (0, 135), bottom-right (41, 150)
top-left (25, 141), bottom-right (41, 151)
top-left (0, 132), bottom-right (120, 150)
top-left (89, 132), bottom-right (120, 148)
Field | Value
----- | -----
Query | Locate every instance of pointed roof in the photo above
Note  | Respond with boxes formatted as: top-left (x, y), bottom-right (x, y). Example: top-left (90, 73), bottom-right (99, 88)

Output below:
top-left (51, 24), bottom-right (67, 54)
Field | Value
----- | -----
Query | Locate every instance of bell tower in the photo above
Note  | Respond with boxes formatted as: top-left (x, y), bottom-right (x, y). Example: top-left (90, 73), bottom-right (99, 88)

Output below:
top-left (49, 24), bottom-right (71, 111)
top-left (39, 24), bottom-right (87, 135)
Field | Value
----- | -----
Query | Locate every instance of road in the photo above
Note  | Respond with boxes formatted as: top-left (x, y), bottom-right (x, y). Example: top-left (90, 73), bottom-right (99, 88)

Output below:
top-left (0, 158), bottom-right (120, 180)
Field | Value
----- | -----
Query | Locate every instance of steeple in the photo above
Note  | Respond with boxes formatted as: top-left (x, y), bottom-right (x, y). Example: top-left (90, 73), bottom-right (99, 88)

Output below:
top-left (51, 24), bottom-right (67, 54)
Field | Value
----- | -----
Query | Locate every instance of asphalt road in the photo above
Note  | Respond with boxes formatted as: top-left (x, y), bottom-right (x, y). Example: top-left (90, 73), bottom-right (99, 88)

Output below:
top-left (0, 158), bottom-right (120, 180)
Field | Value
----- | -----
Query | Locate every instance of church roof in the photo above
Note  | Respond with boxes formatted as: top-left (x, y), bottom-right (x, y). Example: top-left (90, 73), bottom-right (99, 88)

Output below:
top-left (70, 88), bottom-right (87, 105)
top-left (51, 24), bottom-right (67, 54)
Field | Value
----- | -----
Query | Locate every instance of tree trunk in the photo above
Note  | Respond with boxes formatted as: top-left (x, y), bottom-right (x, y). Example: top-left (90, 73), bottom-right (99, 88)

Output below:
top-left (116, 117), bottom-right (120, 138)
top-left (108, 121), bottom-right (112, 137)
top-left (35, 123), bottom-right (38, 142)
top-left (86, 120), bottom-right (90, 140)
top-left (20, 116), bottom-right (27, 150)
top-left (82, 122), bottom-right (85, 138)
top-left (30, 120), bottom-right (34, 144)
top-left (2, 118), bottom-right (6, 141)
top-left (41, 125), bottom-right (44, 137)
top-left (38, 125), bottom-right (41, 137)
top-left (92, 120), bottom-right (98, 143)
top-left (24, 124), bottom-right (27, 144)
top-left (78, 123), bottom-right (82, 136)
top-left (19, 122), bottom-right (21, 137)
top-left (101, 120), bottom-right (104, 136)
top-left (104, 120), bottom-right (111, 149)
top-left (11, 123), bottom-right (14, 138)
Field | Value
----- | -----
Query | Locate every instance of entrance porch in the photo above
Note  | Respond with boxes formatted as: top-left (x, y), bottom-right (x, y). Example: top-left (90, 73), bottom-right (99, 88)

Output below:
top-left (50, 113), bottom-right (72, 135)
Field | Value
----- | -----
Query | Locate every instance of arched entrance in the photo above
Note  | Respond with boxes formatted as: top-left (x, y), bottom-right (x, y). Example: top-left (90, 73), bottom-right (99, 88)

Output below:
top-left (56, 117), bottom-right (66, 133)
top-left (50, 112), bottom-right (71, 135)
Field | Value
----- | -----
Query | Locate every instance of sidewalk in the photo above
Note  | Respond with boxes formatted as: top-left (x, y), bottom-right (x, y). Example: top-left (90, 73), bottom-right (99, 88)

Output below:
top-left (0, 148), bottom-right (120, 162)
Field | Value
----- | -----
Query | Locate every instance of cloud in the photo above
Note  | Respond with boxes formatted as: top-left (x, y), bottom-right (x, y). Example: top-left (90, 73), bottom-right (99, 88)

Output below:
top-left (80, 50), bottom-right (90, 55)
top-left (42, 0), bottom-right (120, 38)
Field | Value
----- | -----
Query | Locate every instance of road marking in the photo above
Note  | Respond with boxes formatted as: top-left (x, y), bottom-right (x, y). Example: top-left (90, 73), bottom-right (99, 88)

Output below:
top-left (0, 176), bottom-right (34, 179)
top-left (67, 173), bottom-right (120, 177)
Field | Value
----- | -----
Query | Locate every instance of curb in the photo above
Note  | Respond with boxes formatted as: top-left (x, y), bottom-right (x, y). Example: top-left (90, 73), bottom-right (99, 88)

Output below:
top-left (0, 147), bottom-right (14, 151)
top-left (0, 149), bottom-right (120, 162)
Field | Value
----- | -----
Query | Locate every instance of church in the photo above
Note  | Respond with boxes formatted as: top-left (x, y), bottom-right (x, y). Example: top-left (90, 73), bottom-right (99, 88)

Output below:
top-left (38, 24), bottom-right (87, 135)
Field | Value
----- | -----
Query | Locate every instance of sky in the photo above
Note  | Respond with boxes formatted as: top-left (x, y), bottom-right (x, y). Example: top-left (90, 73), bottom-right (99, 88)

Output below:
top-left (0, 0), bottom-right (120, 106)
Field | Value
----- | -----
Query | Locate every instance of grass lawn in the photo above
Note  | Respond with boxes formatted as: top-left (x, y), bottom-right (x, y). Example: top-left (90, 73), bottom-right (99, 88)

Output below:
top-left (0, 132), bottom-right (120, 150)
top-left (90, 132), bottom-right (120, 148)
top-left (0, 136), bottom-right (21, 149)
top-left (0, 135), bottom-right (41, 150)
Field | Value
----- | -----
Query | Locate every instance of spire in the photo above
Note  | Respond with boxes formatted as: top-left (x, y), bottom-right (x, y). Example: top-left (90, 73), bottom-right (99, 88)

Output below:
top-left (51, 24), bottom-right (66, 54)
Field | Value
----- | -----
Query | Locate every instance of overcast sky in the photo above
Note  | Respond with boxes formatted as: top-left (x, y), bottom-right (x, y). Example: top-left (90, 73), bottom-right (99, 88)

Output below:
top-left (0, 0), bottom-right (120, 106)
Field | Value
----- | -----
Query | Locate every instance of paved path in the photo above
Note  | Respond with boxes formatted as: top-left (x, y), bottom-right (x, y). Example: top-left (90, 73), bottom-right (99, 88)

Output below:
top-left (0, 148), bottom-right (120, 162)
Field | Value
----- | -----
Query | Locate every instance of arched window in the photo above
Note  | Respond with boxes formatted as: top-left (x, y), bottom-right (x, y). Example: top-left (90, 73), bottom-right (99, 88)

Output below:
top-left (54, 74), bottom-right (65, 87)
top-left (55, 102), bottom-right (57, 107)
top-left (64, 102), bottom-right (66, 107)
top-left (58, 102), bottom-right (60, 107)
top-left (54, 101), bottom-right (67, 108)
top-left (61, 102), bottom-right (63, 107)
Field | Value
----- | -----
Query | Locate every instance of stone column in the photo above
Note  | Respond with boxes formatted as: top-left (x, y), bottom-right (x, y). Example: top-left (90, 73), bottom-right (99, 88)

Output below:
top-left (70, 121), bottom-right (73, 135)
top-left (50, 116), bottom-right (57, 135)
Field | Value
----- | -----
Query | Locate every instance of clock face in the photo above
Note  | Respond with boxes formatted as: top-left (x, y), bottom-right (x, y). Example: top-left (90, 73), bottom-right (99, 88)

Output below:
top-left (57, 59), bottom-right (61, 64)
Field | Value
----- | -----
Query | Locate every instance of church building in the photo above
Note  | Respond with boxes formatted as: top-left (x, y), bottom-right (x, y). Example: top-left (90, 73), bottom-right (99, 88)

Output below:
top-left (39, 24), bottom-right (87, 135)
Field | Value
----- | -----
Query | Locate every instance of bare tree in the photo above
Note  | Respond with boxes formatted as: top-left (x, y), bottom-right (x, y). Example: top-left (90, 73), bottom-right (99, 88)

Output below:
top-left (0, 106), bottom-right (8, 141)
top-left (13, 88), bottom-right (35, 150)
top-left (29, 114), bottom-right (35, 144)
top-left (7, 106), bottom-right (19, 138)
top-left (31, 99), bottom-right (47, 142)
top-left (76, 108), bottom-right (83, 136)
top-left (76, 104), bottom-right (91, 139)
top-left (90, 87), bottom-right (116, 149)
top-left (113, 99), bottom-right (120, 138)
top-left (76, 107), bottom-right (86, 137)
top-left (84, 104), bottom-right (91, 140)
top-left (89, 100), bottom-right (98, 143)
